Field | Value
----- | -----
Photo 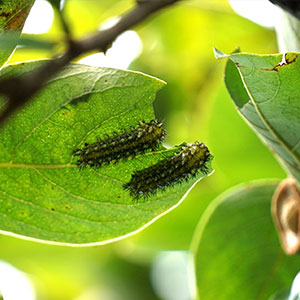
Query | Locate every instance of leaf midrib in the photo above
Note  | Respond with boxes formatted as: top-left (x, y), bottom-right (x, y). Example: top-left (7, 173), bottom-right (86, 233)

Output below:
top-left (235, 62), bottom-right (300, 167)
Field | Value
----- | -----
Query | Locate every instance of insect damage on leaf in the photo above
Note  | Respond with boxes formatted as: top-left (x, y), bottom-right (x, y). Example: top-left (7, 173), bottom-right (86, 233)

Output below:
top-left (123, 142), bottom-right (211, 200)
top-left (73, 120), bottom-right (167, 167)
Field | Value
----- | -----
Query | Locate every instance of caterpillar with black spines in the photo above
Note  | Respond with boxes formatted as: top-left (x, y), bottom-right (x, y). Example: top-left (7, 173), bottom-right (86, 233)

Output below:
top-left (73, 120), bottom-right (166, 167)
top-left (123, 141), bottom-right (211, 199)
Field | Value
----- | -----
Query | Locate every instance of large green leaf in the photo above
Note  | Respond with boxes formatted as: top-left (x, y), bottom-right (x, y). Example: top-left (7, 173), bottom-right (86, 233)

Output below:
top-left (192, 181), bottom-right (300, 300)
top-left (0, 0), bottom-right (35, 68)
top-left (216, 49), bottom-right (300, 181)
top-left (0, 61), bottom-right (212, 245)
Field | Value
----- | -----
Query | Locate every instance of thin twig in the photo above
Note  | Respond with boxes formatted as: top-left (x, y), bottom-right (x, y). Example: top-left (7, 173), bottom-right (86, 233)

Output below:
top-left (0, 0), bottom-right (180, 127)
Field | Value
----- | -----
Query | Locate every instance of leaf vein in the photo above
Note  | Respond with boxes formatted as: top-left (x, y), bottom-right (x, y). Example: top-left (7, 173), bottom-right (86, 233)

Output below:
top-left (0, 187), bottom-right (120, 226)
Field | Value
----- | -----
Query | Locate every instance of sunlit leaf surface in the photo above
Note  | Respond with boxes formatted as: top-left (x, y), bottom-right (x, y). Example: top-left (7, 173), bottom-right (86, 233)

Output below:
top-left (0, 61), bottom-right (212, 245)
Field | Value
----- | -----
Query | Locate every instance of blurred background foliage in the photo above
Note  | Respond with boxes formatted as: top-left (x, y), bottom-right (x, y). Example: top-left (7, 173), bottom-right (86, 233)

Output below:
top-left (1, 0), bottom-right (286, 299)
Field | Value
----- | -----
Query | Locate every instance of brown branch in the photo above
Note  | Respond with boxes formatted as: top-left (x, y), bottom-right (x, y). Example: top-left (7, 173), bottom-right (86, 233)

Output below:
top-left (0, 0), bottom-right (180, 127)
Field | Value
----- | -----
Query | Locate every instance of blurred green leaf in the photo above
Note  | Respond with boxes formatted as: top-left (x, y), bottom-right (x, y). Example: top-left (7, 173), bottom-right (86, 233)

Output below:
top-left (192, 181), bottom-right (300, 300)
top-left (0, 33), bottom-right (55, 50)
top-left (0, 0), bottom-right (35, 67)
top-left (270, 271), bottom-right (300, 300)
top-left (218, 50), bottom-right (300, 181)
top-left (0, 61), bottom-right (212, 246)
top-left (268, 290), bottom-right (290, 300)
top-left (45, 0), bottom-right (62, 10)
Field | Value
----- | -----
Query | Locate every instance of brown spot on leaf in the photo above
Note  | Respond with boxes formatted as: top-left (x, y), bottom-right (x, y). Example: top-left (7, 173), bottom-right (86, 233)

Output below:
top-left (234, 53), bottom-right (299, 73)
top-left (265, 53), bottom-right (299, 72)
top-left (4, 4), bottom-right (32, 31)
top-left (260, 67), bottom-right (278, 72)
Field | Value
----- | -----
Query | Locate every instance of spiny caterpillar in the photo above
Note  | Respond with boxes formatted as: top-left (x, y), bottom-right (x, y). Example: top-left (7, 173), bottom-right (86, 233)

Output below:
top-left (123, 142), bottom-right (211, 199)
top-left (73, 120), bottom-right (166, 167)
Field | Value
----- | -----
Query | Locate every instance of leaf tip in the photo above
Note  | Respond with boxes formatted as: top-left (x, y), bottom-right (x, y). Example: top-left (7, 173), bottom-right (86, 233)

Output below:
top-left (213, 47), bottom-right (227, 59)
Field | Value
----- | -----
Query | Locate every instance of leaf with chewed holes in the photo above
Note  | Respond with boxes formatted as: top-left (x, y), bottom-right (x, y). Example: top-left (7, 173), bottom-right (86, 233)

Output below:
top-left (0, 61), bottom-right (213, 245)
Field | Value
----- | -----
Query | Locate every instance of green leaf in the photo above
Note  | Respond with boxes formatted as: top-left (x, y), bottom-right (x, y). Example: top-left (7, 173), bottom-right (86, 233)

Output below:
top-left (220, 49), bottom-right (300, 181)
top-left (268, 290), bottom-right (290, 300)
top-left (192, 181), bottom-right (300, 300)
top-left (0, 0), bottom-right (35, 68)
top-left (268, 271), bottom-right (300, 300)
top-left (0, 33), bottom-right (55, 50)
top-left (0, 61), bottom-right (213, 246)
top-left (45, 0), bottom-right (63, 10)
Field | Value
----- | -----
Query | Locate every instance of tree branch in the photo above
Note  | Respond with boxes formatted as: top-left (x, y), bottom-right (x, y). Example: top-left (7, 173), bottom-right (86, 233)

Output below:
top-left (0, 0), bottom-right (180, 127)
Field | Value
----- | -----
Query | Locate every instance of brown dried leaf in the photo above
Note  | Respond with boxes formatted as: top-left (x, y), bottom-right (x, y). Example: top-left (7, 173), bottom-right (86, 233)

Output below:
top-left (272, 178), bottom-right (300, 255)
